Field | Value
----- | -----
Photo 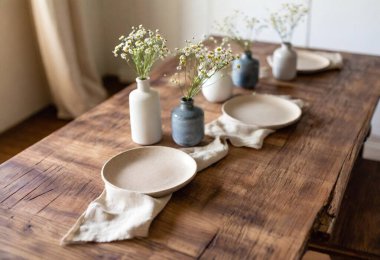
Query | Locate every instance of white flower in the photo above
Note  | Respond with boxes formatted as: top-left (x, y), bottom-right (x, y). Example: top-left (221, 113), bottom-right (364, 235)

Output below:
top-left (113, 25), bottom-right (169, 79)
top-left (174, 38), bottom-right (237, 100)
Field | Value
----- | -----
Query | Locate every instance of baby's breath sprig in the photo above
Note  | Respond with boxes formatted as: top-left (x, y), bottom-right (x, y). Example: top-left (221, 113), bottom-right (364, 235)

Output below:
top-left (171, 39), bottom-right (236, 100)
top-left (267, 3), bottom-right (308, 43)
top-left (113, 25), bottom-right (169, 80)
top-left (214, 10), bottom-right (264, 51)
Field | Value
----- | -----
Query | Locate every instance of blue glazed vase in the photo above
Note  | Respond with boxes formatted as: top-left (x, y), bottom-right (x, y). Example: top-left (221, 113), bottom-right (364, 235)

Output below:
top-left (171, 98), bottom-right (204, 147)
top-left (232, 50), bottom-right (259, 89)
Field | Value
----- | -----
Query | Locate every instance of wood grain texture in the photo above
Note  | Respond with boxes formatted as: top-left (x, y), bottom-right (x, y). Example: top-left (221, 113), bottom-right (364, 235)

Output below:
top-left (0, 42), bottom-right (379, 259)
top-left (0, 76), bottom-right (125, 164)
top-left (310, 158), bottom-right (380, 259)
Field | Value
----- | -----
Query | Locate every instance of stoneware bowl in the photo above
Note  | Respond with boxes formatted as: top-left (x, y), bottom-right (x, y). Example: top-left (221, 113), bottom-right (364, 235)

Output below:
top-left (101, 146), bottom-right (197, 197)
top-left (296, 51), bottom-right (330, 73)
top-left (222, 94), bottom-right (302, 129)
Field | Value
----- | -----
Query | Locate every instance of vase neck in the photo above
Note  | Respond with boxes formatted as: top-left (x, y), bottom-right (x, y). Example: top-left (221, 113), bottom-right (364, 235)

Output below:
top-left (242, 50), bottom-right (252, 59)
top-left (281, 42), bottom-right (292, 50)
top-left (136, 77), bottom-right (151, 92)
top-left (180, 98), bottom-right (194, 110)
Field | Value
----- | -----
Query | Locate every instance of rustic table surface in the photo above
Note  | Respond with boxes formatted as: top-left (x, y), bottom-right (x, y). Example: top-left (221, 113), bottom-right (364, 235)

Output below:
top-left (1, 42), bottom-right (379, 259)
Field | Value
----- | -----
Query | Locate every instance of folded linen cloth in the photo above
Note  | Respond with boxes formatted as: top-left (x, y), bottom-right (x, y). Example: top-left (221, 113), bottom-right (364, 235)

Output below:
top-left (266, 50), bottom-right (343, 72)
top-left (61, 189), bottom-right (171, 244)
top-left (61, 139), bottom-right (229, 245)
top-left (181, 136), bottom-right (229, 172)
top-left (206, 116), bottom-right (275, 149)
top-left (314, 51), bottom-right (343, 70)
top-left (61, 94), bottom-right (303, 245)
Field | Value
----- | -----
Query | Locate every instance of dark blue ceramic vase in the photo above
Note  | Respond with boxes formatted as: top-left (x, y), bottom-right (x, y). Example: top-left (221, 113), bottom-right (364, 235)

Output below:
top-left (232, 50), bottom-right (259, 89)
top-left (171, 98), bottom-right (204, 147)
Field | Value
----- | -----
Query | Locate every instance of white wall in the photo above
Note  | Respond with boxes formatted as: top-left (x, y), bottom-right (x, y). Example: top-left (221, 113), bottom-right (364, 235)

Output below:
top-left (94, 0), bottom-right (380, 84)
top-left (309, 0), bottom-right (380, 55)
top-left (207, 0), bottom-right (309, 47)
top-left (83, 0), bottom-right (181, 82)
top-left (0, 0), bottom-right (51, 133)
top-left (176, 0), bottom-right (380, 54)
top-left (179, 0), bottom-right (212, 44)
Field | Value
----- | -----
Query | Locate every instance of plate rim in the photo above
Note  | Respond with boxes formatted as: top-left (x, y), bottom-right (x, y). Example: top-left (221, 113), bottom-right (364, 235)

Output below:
top-left (296, 50), bottom-right (331, 72)
top-left (267, 51), bottom-right (331, 72)
top-left (222, 94), bottom-right (302, 129)
top-left (101, 146), bottom-right (197, 197)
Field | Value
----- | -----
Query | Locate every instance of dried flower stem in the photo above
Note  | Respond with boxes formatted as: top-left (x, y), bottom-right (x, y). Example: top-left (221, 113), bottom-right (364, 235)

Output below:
top-left (214, 10), bottom-right (264, 51)
top-left (267, 3), bottom-right (308, 42)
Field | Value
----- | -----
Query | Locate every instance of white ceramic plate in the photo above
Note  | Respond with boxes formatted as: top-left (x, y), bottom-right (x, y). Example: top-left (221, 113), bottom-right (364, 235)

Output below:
top-left (101, 146), bottom-right (197, 197)
top-left (267, 51), bottom-right (330, 73)
top-left (297, 51), bottom-right (330, 72)
top-left (222, 94), bottom-right (302, 129)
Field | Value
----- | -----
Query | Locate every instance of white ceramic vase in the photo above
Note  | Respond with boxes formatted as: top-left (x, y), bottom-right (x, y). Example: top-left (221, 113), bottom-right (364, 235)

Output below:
top-left (272, 42), bottom-right (297, 81)
top-left (202, 67), bottom-right (233, 103)
top-left (129, 77), bottom-right (162, 145)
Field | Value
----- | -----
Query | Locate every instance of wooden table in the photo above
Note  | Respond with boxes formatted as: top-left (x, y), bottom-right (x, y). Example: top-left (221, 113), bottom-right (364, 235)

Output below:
top-left (1, 43), bottom-right (379, 259)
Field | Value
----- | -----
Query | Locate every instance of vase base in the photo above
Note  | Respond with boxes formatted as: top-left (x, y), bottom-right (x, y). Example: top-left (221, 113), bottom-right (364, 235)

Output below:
top-left (173, 140), bottom-right (202, 147)
top-left (132, 135), bottom-right (162, 146)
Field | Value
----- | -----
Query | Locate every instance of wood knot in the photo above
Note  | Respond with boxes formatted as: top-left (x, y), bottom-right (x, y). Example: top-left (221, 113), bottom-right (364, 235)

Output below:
top-left (23, 223), bottom-right (33, 233)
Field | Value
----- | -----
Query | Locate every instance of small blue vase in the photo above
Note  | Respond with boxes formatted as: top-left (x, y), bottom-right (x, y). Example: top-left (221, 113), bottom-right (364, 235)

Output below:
top-left (171, 98), bottom-right (204, 147)
top-left (232, 50), bottom-right (259, 89)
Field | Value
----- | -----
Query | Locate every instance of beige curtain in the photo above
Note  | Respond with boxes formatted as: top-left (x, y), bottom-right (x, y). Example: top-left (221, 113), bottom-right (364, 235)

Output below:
top-left (30, 0), bottom-right (106, 119)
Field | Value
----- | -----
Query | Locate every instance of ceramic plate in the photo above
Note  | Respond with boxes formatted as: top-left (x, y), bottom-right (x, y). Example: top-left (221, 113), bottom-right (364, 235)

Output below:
top-left (222, 94), bottom-right (302, 129)
top-left (267, 51), bottom-right (330, 73)
top-left (296, 51), bottom-right (330, 72)
top-left (101, 146), bottom-right (197, 197)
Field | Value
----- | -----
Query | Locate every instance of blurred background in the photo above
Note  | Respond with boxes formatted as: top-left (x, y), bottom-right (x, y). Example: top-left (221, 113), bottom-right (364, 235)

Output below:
top-left (1, 0), bottom-right (380, 133)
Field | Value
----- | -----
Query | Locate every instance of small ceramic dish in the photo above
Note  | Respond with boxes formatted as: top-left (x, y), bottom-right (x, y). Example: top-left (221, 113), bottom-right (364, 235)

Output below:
top-left (101, 146), bottom-right (197, 197)
top-left (222, 94), bottom-right (302, 129)
top-left (296, 51), bottom-right (330, 73)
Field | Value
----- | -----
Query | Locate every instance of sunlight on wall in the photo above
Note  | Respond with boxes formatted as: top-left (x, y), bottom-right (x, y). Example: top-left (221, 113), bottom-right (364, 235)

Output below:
top-left (0, 0), bottom-right (50, 133)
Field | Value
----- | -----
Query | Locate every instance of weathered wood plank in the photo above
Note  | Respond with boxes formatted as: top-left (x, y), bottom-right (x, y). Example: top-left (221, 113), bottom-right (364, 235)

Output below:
top-left (0, 42), bottom-right (379, 259)
top-left (310, 158), bottom-right (380, 259)
top-left (0, 208), bottom-right (192, 259)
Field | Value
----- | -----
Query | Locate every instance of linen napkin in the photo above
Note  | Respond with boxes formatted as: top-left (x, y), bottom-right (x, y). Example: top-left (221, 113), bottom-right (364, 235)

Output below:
top-left (204, 94), bottom-right (304, 149)
top-left (266, 50), bottom-right (343, 72)
top-left (61, 139), bottom-right (229, 245)
top-left (314, 51), bottom-right (343, 70)
top-left (61, 188), bottom-right (171, 244)
top-left (62, 94), bottom-right (303, 245)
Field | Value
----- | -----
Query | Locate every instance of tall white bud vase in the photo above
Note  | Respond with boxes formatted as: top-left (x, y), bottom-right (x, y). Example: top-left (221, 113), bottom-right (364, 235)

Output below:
top-left (129, 77), bottom-right (162, 145)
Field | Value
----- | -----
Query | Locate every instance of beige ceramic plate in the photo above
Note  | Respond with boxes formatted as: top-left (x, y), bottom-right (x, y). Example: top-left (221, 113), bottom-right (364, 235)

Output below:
top-left (296, 51), bottom-right (330, 72)
top-left (267, 51), bottom-right (330, 73)
top-left (101, 146), bottom-right (197, 197)
top-left (222, 94), bottom-right (302, 129)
